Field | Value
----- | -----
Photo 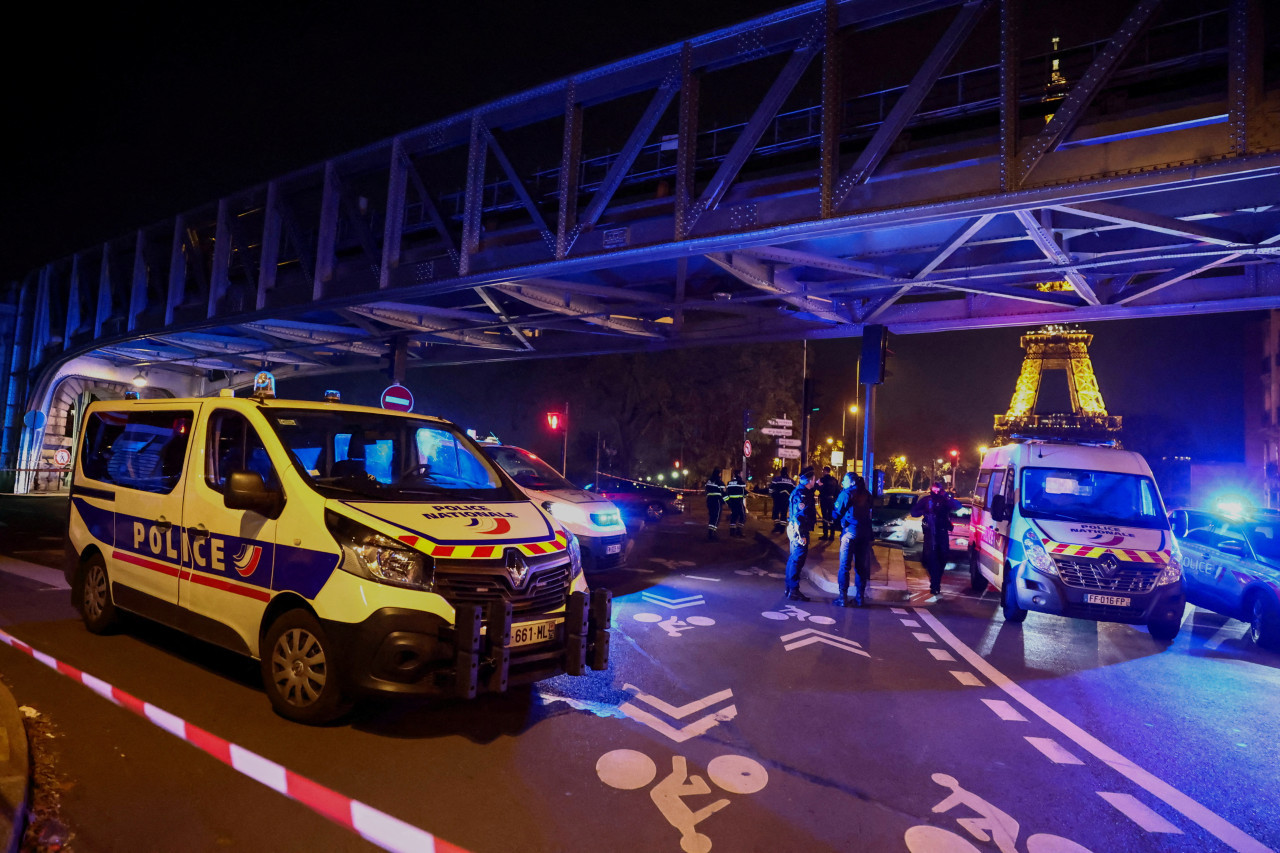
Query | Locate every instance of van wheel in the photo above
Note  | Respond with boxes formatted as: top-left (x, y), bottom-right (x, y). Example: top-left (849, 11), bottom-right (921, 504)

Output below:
top-left (904, 529), bottom-right (918, 548)
top-left (261, 610), bottom-right (350, 725)
top-left (1148, 615), bottom-right (1180, 643)
top-left (1247, 593), bottom-right (1280, 650)
top-left (1001, 569), bottom-right (1027, 624)
top-left (78, 554), bottom-right (120, 634)
top-left (969, 550), bottom-right (987, 593)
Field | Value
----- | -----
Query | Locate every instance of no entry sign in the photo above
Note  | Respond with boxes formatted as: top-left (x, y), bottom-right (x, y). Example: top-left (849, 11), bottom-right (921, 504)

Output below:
top-left (380, 384), bottom-right (414, 412)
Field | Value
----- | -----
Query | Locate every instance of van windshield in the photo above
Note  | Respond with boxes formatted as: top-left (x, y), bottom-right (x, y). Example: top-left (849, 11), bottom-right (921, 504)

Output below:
top-left (1020, 467), bottom-right (1167, 529)
top-left (262, 409), bottom-right (519, 502)
top-left (482, 445), bottom-right (575, 492)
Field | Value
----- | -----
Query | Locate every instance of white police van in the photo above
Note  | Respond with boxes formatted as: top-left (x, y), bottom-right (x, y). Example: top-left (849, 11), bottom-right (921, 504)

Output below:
top-left (479, 443), bottom-right (628, 570)
top-left (65, 376), bottom-right (610, 723)
top-left (969, 439), bottom-right (1185, 641)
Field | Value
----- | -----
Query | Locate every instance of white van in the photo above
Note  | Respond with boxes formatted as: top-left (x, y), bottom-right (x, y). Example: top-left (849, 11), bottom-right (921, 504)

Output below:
top-left (66, 382), bottom-right (610, 723)
top-left (479, 443), bottom-right (628, 570)
top-left (968, 439), bottom-right (1185, 641)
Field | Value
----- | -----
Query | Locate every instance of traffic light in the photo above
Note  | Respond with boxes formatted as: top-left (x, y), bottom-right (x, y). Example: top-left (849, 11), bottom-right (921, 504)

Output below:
top-left (803, 379), bottom-right (822, 413)
top-left (949, 449), bottom-right (958, 459)
top-left (743, 410), bottom-right (754, 433)
top-left (546, 412), bottom-right (563, 430)
top-left (860, 324), bottom-right (890, 385)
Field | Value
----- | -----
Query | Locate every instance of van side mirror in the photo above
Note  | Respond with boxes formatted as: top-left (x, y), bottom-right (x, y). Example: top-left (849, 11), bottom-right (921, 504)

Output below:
top-left (990, 494), bottom-right (1007, 522)
top-left (225, 470), bottom-right (283, 518)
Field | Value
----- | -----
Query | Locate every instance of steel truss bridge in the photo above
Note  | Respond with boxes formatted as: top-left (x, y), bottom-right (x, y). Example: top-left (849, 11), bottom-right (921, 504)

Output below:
top-left (2, 0), bottom-right (1279, 479)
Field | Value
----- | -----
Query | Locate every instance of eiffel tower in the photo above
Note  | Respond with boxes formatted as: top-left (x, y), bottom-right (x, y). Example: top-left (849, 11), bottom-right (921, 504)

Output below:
top-left (994, 325), bottom-right (1123, 446)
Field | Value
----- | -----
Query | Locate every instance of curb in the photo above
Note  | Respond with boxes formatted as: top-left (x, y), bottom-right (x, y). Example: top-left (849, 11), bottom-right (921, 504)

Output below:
top-left (0, 677), bottom-right (30, 853)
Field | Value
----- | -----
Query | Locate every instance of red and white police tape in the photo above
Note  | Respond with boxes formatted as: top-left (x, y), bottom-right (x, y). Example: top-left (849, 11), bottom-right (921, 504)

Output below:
top-left (0, 627), bottom-right (469, 853)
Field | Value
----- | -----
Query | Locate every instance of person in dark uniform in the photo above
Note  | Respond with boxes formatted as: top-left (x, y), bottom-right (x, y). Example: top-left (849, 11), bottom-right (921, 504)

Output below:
top-left (769, 470), bottom-right (795, 529)
top-left (705, 468), bottom-right (726, 540)
top-left (725, 471), bottom-right (748, 537)
top-left (818, 466), bottom-right (840, 540)
top-left (911, 482), bottom-right (962, 596)
top-left (784, 468), bottom-right (817, 601)
top-left (832, 473), bottom-right (874, 606)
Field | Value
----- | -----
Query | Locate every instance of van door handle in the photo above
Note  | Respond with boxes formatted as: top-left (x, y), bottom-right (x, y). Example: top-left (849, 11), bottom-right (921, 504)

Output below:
top-left (154, 516), bottom-right (172, 531)
top-left (190, 524), bottom-right (210, 539)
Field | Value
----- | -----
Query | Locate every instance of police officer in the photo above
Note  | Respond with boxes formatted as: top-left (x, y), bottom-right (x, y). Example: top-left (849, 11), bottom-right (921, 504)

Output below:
top-left (725, 471), bottom-right (748, 537)
top-left (769, 469), bottom-right (795, 531)
top-left (818, 466), bottom-right (840, 540)
top-left (832, 473), bottom-right (874, 606)
top-left (784, 468), bottom-right (817, 601)
top-left (705, 468), bottom-right (726, 540)
top-left (911, 482), bottom-right (962, 596)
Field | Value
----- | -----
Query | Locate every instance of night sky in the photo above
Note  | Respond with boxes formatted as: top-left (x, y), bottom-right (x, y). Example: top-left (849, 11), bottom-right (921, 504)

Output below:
top-left (6, 0), bottom-right (1256, 467)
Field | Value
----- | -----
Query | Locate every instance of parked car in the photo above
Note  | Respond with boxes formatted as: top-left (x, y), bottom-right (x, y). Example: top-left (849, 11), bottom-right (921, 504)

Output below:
top-left (873, 489), bottom-right (923, 545)
top-left (589, 476), bottom-right (685, 523)
top-left (877, 494), bottom-right (972, 557)
top-left (480, 443), bottom-right (628, 570)
top-left (1169, 504), bottom-right (1280, 650)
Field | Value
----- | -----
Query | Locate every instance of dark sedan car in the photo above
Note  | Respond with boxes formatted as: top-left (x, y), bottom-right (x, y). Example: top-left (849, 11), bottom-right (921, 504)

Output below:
top-left (589, 476), bottom-right (685, 523)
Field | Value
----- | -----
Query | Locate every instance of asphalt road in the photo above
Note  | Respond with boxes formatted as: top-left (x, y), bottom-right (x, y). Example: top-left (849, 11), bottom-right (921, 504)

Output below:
top-left (1, 500), bottom-right (1277, 852)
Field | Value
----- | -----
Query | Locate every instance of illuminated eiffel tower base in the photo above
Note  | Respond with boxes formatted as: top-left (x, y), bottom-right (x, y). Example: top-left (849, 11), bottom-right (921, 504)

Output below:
top-left (993, 325), bottom-right (1123, 446)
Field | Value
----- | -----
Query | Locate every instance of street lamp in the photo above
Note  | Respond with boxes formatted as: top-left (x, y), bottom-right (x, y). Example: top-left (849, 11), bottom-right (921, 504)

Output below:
top-left (843, 404), bottom-right (858, 471)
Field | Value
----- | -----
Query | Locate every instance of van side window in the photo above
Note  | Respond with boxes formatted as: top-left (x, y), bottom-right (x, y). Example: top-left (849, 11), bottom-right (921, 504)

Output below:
top-left (207, 410), bottom-right (277, 491)
top-left (974, 471), bottom-right (991, 508)
top-left (81, 410), bottom-right (193, 494)
top-left (985, 469), bottom-right (1005, 507)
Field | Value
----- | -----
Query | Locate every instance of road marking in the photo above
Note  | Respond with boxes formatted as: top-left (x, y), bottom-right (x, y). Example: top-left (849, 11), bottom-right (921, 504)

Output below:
top-left (780, 628), bottom-right (871, 657)
top-left (640, 588), bottom-right (706, 610)
top-left (1098, 792), bottom-right (1184, 834)
top-left (0, 557), bottom-right (69, 590)
top-left (619, 684), bottom-right (738, 743)
top-left (683, 575), bottom-right (721, 582)
top-left (900, 619), bottom-right (920, 627)
top-left (950, 671), bottom-right (982, 686)
top-left (891, 607), bottom-right (909, 614)
top-left (980, 699), bottom-right (1027, 722)
top-left (915, 608), bottom-right (1271, 853)
top-left (1025, 736), bottom-right (1084, 765)
top-left (927, 648), bottom-right (955, 662)
top-left (912, 632), bottom-right (935, 642)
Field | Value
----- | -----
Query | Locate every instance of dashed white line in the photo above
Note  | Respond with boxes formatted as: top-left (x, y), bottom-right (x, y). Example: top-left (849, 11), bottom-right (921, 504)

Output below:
top-left (1098, 792), bottom-right (1184, 834)
top-left (927, 648), bottom-right (956, 662)
top-left (1025, 736), bottom-right (1084, 765)
top-left (912, 632), bottom-right (935, 643)
top-left (900, 619), bottom-right (921, 627)
top-left (890, 607), bottom-right (909, 615)
top-left (683, 575), bottom-right (721, 582)
top-left (950, 671), bottom-right (982, 687)
top-left (980, 699), bottom-right (1027, 722)
top-left (915, 608), bottom-right (1271, 853)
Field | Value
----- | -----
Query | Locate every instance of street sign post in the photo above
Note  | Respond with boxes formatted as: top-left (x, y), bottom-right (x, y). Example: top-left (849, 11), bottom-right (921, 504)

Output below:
top-left (767, 418), bottom-right (793, 427)
top-left (777, 438), bottom-right (801, 447)
top-left (380, 384), bottom-right (414, 412)
top-left (760, 427), bottom-right (792, 437)
top-left (743, 440), bottom-right (752, 458)
top-left (777, 448), bottom-right (801, 459)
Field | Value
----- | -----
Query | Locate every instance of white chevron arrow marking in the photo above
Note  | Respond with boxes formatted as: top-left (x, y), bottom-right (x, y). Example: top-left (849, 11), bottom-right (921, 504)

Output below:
top-left (640, 592), bottom-right (706, 610)
top-left (780, 628), bottom-right (870, 656)
top-left (619, 684), bottom-right (737, 743)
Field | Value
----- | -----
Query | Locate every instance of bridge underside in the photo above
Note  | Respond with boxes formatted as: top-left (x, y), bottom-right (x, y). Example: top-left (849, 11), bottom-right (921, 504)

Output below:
top-left (3, 0), bottom-right (1279, 455)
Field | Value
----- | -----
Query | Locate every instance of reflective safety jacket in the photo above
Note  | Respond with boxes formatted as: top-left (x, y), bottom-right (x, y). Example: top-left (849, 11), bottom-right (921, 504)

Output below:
top-left (725, 478), bottom-right (747, 502)
top-left (705, 477), bottom-right (726, 502)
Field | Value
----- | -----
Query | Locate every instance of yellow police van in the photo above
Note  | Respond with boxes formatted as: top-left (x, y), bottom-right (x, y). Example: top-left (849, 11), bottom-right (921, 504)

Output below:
top-left (65, 377), bottom-right (610, 723)
top-left (968, 439), bottom-right (1185, 642)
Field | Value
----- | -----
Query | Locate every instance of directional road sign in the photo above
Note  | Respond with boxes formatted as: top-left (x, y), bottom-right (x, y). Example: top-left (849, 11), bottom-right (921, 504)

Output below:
top-left (777, 438), bottom-right (801, 447)
top-left (777, 448), bottom-right (801, 459)
top-left (767, 418), bottom-right (793, 427)
top-left (760, 428), bottom-right (792, 437)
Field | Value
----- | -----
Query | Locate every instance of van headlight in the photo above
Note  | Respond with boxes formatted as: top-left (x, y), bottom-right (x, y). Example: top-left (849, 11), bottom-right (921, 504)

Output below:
top-left (1022, 530), bottom-right (1058, 575)
top-left (326, 510), bottom-right (433, 591)
top-left (1155, 543), bottom-right (1183, 586)
top-left (544, 500), bottom-right (588, 527)
top-left (566, 530), bottom-right (583, 579)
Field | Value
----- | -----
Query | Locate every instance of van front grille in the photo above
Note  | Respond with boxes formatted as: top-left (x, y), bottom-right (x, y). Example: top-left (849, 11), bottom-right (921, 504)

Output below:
top-left (1055, 557), bottom-right (1159, 594)
top-left (433, 560), bottom-right (570, 614)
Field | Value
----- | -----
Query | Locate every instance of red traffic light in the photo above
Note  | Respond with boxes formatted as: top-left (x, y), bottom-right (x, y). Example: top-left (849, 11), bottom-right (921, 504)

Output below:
top-left (949, 449), bottom-right (958, 458)
top-left (546, 412), bottom-right (563, 430)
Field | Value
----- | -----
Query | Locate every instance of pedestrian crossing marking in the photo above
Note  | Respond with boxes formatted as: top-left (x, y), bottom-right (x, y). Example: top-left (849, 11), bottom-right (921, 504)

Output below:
top-left (950, 671), bottom-right (983, 687)
top-left (900, 619), bottom-right (920, 627)
top-left (890, 607), bottom-right (908, 614)
top-left (1098, 792), bottom-right (1183, 834)
top-left (1025, 736), bottom-right (1084, 765)
top-left (928, 648), bottom-right (956, 662)
top-left (980, 699), bottom-right (1027, 722)
top-left (912, 632), bottom-right (935, 642)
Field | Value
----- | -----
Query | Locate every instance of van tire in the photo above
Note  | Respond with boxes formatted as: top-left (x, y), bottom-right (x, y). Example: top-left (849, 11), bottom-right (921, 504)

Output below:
top-left (77, 554), bottom-right (120, 634)
top-left (1247, 593), bottom-right (1280, 650)
top-left (968, 549), bottom-right (987, 593)
top-left (1148, 614), bottom-right (1180, 643)
top-left (1001, 568), bottom-right (1027, 624)
top-left (261, 610), bottom-right (350, 725)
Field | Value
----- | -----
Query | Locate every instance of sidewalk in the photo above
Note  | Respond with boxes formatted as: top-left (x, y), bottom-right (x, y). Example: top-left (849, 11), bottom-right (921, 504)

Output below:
top-left (756, 525), bottom-right (911, 603)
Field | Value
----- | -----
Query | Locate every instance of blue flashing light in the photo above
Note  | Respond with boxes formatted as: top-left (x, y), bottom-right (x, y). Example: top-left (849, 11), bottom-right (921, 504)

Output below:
top-left (1210, 491), bottom-right (1253, 520)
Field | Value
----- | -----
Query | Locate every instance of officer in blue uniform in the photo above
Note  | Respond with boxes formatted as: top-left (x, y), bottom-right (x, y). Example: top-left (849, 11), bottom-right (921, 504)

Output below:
top-left (705, 468), bottom-right (726, 540)
top-left (784, 469), bottom-right (817, 600)
top-left (725, 472), bottom-right (748, 537)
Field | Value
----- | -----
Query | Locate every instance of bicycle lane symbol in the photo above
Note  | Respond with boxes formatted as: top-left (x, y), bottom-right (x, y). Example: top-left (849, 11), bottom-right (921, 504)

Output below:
top-left (904, 773), bottom-right (1091, 853)
top-left (760, 604), bottom-right (835, 625)
top-left (633, 612), bottom-right (716, 637)
top-left (596, 749), bottom-right (769, 853)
